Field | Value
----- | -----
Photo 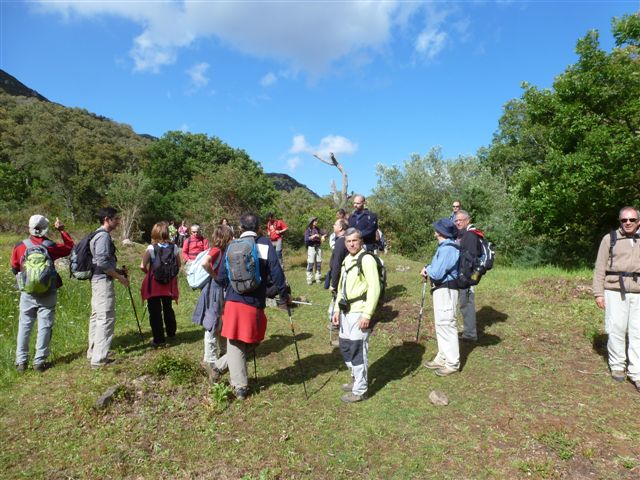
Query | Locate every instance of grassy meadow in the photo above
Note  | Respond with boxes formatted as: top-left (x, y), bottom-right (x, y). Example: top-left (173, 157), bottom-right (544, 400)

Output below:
top-left (0, 231), bottom-right (639, 479)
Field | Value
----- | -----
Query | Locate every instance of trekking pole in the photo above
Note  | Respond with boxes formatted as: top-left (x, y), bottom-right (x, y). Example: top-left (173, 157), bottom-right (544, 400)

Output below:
top-left (415, 281), bottom-right (427, 343)
top-left (286, 304), bottom-right (308, 399)
top-left (123, 266), bottom-right (144, 341)
top-left (329, 292), bottom-right (336, 346)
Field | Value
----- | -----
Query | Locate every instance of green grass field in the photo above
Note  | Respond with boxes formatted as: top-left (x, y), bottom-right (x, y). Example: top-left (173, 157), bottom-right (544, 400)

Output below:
top-left (1, 233), bottom-right (638, 479)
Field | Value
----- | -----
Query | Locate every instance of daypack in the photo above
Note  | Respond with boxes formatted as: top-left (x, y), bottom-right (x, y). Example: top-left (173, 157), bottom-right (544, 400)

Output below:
top-left (456, 229), bottom-right (495, 289)
top-left (150, 244), bottom-right (179, 284)
top-left (187, 249), bottom-right (221, 290)
top-left (343, 251), bottom-right (387, 313)
top-left (225, 236), bottom-right (262, 294)
top-left (18, 239), bottom-right (57, 294)
top-left (69, 231), bottom-right (101, 280)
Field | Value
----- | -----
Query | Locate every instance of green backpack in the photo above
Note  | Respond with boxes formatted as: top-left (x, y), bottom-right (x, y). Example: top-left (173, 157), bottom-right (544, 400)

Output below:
top-left (17, 239), bottom-right (57, 294)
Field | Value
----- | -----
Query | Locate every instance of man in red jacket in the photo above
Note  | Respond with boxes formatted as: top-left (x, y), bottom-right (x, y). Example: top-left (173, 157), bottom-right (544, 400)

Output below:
top-left (181, 224), bottom-right (209, 269)
top-left (11, 215), bottom-right (74, 373)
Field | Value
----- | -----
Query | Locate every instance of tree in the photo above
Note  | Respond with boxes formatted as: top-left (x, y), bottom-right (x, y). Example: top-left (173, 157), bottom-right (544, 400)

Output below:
top-left (106, 170), bottom-right (153, 241)
top-left (483, 13), bottom-right (640, 264)
top-left (313, 152), bottom-right (349, 208)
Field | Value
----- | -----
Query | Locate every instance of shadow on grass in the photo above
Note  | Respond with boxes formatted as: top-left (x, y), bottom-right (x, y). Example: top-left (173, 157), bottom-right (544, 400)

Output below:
top-left (256, 333), bottom-right (313, 359)
top-left (385, 284), bottom-right (407, 302)
top-left (458, 306), bottom-right (508, 371)
top-left (256, 348), bottom-right (345, 397)
top-left (376, 304), bottom-right (399, 324)
top-left (368, 341), bottom-right (426, 398)
top-left (591, 333), bottom-right (608, 362)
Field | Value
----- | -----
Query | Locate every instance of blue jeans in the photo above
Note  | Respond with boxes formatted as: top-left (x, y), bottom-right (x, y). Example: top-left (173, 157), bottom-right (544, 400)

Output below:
top-left (16, 290), bottom-right (57, 365)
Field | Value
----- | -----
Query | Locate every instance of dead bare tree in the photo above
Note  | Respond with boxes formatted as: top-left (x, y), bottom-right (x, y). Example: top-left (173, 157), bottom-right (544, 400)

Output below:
top-left (312, 152), bottom-right (349, 208)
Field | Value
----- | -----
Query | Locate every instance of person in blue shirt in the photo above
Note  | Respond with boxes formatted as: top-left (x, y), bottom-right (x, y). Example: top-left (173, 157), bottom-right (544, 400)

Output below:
top-left (421, 218), bottom-right (460, 377)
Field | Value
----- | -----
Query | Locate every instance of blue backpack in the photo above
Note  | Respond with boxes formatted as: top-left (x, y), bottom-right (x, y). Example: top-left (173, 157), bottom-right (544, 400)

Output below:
top-left (187, 249), bottom-right (220, 290)
top-left (225, 236), bottom-right (261, 294)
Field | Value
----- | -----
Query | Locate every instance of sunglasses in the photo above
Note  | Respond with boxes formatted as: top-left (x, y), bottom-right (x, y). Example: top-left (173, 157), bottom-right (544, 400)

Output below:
top-left (620, 218), bottom-right (638, 223)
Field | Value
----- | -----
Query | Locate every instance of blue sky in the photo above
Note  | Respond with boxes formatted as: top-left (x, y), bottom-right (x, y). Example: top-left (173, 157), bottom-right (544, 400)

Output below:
top-left (1, 1), bottom-right (638, 197)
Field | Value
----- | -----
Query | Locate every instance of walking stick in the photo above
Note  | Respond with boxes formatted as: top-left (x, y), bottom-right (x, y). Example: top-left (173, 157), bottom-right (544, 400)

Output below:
top-left (415, 281), bottom-right (427, 343)
top-left (329, 292), bottom-right (337, 345)
top-left (286, 305), bottom-right (308, 399)
top-left (123, 266), bottom-right (144, 341)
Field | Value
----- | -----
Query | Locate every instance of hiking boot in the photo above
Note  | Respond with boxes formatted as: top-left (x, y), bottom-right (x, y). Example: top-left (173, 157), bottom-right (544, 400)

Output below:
top-left (424, 359), bottom-right (445, 370)
top-left (33, 362), bottom-right (51, 373)
top-left (435, 366), bottom-right (459, 377)
top-left (91, 358), bottom-right (115, 370)
top-left (341, 392), bottom-right (366, 403)
top-left (611, 370), bottom-right (626, 382)
top-left (234, 387), bottom-right (249, 401)
top-left (16, 363), bottom-right (27, 374)
top-left (202, 362), bottom-right (223, 384)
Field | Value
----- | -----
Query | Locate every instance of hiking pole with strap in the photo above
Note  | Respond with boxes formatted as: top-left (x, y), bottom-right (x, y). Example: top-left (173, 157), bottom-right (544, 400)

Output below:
top-left (123, 266), bottom-right (144, 341)
top-left (415, 281), bottom-right (427, 343)
top-left (286, 304), bottom-right (308, 399)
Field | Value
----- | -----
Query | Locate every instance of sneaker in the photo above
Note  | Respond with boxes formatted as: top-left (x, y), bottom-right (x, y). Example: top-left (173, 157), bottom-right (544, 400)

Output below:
top-left (435, 366), bottom-right (459, 377)
top-left (341, 392), bottom-right (366, 403)
top-left (306, 280), bottom-right (313, 285)
top-left (611, 370), bottom-right (626, 382)
top-left (341, 381), bottom-right (354, 392)
top-left (424, 359), bottom-right (445, 370)
top-left (202, 362), bottom-right (223, 384)
top-left (234, 387), bottom-right (249, 401)
top-left (33, 362), bottom-right (51, 373)
top-left (16, 363), bottom-right (27, 374)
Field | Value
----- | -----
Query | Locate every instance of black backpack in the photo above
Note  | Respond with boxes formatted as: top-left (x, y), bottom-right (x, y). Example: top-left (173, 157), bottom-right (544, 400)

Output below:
top-left (150, 244), bottom-right (179, 284)
top-left (69, 231), bottom-right (101, 280)
top-left (343, 251), bottom-right (387, 312)
top-left (456, 230), bottom-right (495, 289)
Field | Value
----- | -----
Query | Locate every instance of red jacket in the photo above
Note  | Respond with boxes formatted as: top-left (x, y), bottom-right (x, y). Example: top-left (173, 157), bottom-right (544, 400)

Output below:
top-left (11, 231), bottom-right (74, 274)
top-left (181, 235), bottom-right (209, 261)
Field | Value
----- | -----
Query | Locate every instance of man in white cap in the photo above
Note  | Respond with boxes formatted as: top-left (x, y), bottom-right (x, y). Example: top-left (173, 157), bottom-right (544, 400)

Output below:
top-left (10, 215), bottom-right (74, 373)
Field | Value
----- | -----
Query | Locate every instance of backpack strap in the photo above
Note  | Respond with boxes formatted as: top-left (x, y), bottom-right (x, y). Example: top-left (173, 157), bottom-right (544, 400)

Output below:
top-left (609, 230), bottom-right (617, 269)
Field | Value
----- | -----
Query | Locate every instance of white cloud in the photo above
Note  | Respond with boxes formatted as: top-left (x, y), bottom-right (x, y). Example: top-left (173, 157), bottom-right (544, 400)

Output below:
top-left (288, 134), bottom-right (358, 158)
top-left (287, 156), bottom-right (301, 171)
top-left (187, 62), bottom-right (210, 88)
top-left (260, 72), bottom-right (277, 87)
top-left (34, 1), bottom-right (460, 76)
top-left (415, 29), bottom-right (447, 59)
top-left (179, 123), bottom-right (189, 133)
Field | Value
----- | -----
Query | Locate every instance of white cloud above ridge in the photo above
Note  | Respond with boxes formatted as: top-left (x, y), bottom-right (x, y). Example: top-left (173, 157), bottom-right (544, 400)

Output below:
top-left (288, 134), bottom-right (358, 159)
top-left (34, 1), bottom-right (469, 76)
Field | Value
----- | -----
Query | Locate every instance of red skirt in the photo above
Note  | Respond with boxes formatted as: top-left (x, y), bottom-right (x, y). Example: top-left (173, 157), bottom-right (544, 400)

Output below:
top-left (221, 300), bottom-right (267, 344)
top-left (140, 271), bottom-right (179, 302)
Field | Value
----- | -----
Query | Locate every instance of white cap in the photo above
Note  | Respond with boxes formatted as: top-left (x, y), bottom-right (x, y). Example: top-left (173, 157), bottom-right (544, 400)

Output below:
top-left (28, 215), bottom-right (49, 237)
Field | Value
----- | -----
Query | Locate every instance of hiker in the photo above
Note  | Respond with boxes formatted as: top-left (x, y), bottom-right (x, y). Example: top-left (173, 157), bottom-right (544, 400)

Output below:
top-left (348, 194), bottom-right (378, 252)
top-left (192, 224), bottom-right (234, 383)
top-left (181, 224), bottom-right (209, 270)
top-left (266, 213), bottom-right (288, 267)
top-left (331, 227), bottom-right (381, 402)
top-left (329, 208), bottom-right (347, 250)
top-left (220, 218), bottom-right (235, 236)
top-left (454, 209), bottom-right (480, 342)
top-left (207, 214), bottom-right (291, 400)
top-left (325, 218), bottom-right (349, 333)
top-left (177, 220), bottom-right (188, 248)
top-left (421, 218), bottom-right (460, 377)
top-left (140, 221), bottom-right (181, 347)
top-left (450, 200), bottom-right (462, 222)
top-left (168, 221), bottom-right (177, 243)
top-left (88, 207), bottom-right (130, 369)
top-left (304, 217), bottom-right (326, 284)
top-left (11, 215), bottom-right (74, 373)
top-left (593, 206), bottom-right (640, 391)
